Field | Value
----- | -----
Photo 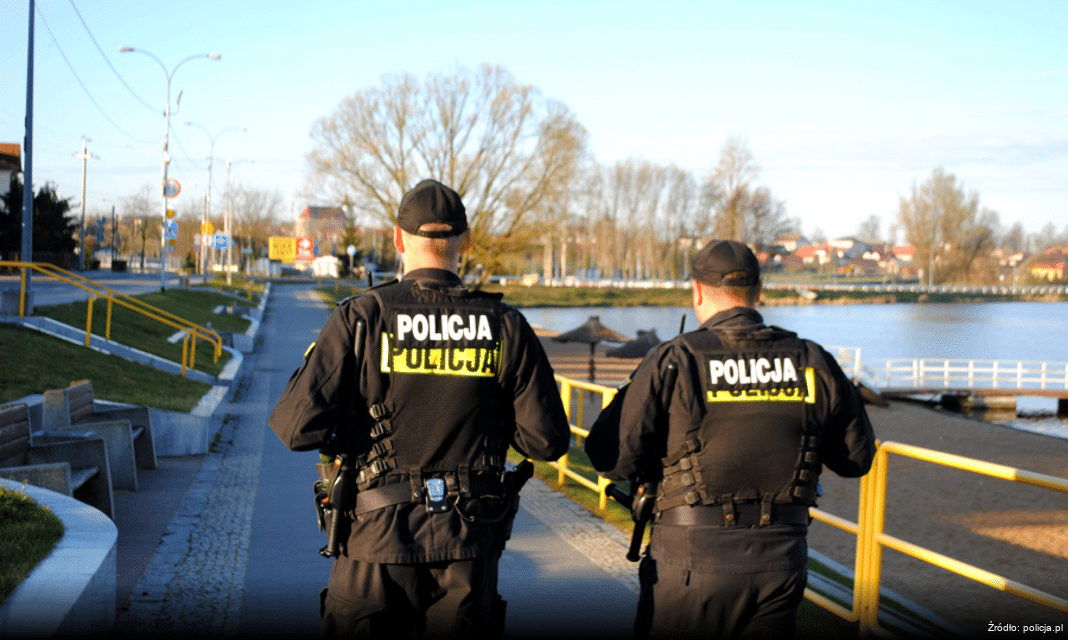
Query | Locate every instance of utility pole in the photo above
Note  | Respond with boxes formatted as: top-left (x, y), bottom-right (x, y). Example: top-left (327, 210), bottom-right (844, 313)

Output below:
top-left (21, 0), bottom-right (35, 314)
top-left (74, 136), bottom-right (97, 270)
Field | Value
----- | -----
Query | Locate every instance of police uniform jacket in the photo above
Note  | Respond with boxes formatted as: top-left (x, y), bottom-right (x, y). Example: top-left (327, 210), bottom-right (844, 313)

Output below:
top-left (585, 306), bottom-right (876, 573)
top-left (269, 268), bottom-right (570, 564)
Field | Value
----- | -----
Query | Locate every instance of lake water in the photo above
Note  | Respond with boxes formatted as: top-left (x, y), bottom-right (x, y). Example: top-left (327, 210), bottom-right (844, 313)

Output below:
top-left (519, 301), bottom-right (1068, 440)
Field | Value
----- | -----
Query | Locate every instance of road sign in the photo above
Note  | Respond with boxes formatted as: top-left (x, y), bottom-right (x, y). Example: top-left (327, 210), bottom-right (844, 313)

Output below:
top-left (296, 236), bottom-right (315, 262)
top-left (165, 221), bottom-right (178, 239)
top-left (201, 221), bottom-right (215, 235)
top-left (161, 179), bottom-right (181, 197)
top-left (166, 208), bottom-right (176, 219)
top-left (269, 237), bottom-right (296, 264)
top-left (347, 244), bottom-right (356, 257)
top-left (213, 233), bottom-right (229, 250)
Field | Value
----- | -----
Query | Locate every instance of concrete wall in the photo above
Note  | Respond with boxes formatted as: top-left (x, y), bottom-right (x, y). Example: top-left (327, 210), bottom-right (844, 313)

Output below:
top-left (0, 479), bottom-right (117, 638)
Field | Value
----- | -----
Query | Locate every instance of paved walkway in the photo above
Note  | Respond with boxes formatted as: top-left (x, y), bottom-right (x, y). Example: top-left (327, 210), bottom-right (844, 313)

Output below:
top-left (110, 284), bottom-right (638, 638)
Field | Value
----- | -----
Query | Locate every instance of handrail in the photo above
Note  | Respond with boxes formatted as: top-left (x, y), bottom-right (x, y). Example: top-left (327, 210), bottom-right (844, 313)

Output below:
top-left (550, 374), bottom-right (1068, 636)
top-left (1, 261), bottom-right (223, 376)
top-left (874, 358), bottom-right (1068, 391)
top-left (854, 441), bottom-right (1068, 635)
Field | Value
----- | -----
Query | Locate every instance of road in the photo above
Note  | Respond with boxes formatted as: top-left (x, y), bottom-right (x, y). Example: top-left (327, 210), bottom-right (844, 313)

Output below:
top-left (0, 270), bottom-right (211, 307)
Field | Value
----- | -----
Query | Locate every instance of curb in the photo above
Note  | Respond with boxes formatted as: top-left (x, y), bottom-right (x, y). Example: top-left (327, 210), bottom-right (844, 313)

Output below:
top-left (0, 479), bottom-right (117, 638)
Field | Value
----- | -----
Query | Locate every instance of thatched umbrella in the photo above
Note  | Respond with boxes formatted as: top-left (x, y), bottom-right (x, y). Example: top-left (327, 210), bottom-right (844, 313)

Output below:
top-left (553, 316), bottom-right (629, 381)
top-left (606, 329), bottom-right (661, 359)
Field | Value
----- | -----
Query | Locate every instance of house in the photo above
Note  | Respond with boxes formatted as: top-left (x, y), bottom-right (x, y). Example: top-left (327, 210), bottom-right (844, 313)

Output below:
top-left (771, 234), bottom-right (809, 253)
top-left (1028, 247), bottom-right (1068, 281)
top-left (892, 245), bottom-right (915, 263)
top-left (295, 206), bottom-right (347, 259)
top-left (829, 237), bottom-right (872, 260)
top-left (0, 143), bottom-right (20, 200)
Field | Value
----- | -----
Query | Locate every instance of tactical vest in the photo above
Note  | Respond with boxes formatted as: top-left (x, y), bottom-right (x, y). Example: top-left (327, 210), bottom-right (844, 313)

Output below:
top-left (344, 280), bottom-right (511, 520)
top-left (654, 326), bottom-right (822, 519)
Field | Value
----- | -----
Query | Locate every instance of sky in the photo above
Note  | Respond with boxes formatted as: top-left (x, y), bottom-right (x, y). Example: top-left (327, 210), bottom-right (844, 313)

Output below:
top-left (2, 0), bottom-right (1066, 241)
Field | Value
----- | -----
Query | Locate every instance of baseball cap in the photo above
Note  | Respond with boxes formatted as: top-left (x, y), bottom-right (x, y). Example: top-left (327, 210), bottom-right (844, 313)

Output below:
top-left (397, 179), bottom-right (468, 238)
top-left (691, 240), bottom-right (760, 286)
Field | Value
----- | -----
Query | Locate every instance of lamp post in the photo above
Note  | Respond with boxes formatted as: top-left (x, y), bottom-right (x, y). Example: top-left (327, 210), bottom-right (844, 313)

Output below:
top-left (224, 158), bottom-right (254, 285)
top-left (183, 122), bottom-right (245, 277)
top-left (119, 46), bottom-right (220, 291)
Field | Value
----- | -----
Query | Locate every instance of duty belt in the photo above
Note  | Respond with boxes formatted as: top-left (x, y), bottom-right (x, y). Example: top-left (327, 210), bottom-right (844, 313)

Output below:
top-left (349, 472), bottom-right (503, 518)
top-left (656, 503), bottom-right (810, 527)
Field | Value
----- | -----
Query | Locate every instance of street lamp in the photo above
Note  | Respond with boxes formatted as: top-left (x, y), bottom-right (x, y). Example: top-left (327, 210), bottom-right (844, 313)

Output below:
top-left (183, 122), bottom-right (245, 277)
top-left (224, 158), bottom-right (254, 285)
top-left (119, 46), bottom-right (221, 291)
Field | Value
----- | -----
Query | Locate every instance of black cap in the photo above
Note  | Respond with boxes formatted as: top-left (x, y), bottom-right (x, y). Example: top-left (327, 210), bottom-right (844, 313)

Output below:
top-left (691, 240), bottom-right (760, 286)
top-left (397, 180), bottom-right (467, 238)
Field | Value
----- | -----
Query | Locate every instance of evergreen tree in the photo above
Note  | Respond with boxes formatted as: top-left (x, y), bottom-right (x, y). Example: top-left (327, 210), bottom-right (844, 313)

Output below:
top-left (0, 177), bottom-right (78, 257)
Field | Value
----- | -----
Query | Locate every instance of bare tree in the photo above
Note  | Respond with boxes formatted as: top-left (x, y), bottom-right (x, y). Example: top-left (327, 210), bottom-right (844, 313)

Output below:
top-left (701, 137), bottom-right (757, 242)
top-left (230, 187), bottom-right (284, 260)
top-left (856, 215), bottom-right (881, 243)
top-left (696, 138), bottom-right (789, 249)
top-left (661, 167), bottom-right (699, 279)
top-left (121, 185), bottom-right (155, 270)
top-left (898, 168), bottom-right (999, 285)
top-left (308, 64), bottom-right (587, 282)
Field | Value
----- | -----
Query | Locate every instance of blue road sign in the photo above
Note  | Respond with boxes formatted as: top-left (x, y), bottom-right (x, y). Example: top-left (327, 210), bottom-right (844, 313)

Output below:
top-left (165, 221), bottom-right (178, 239)
top-left (213, 233), bottom-right (230, 250)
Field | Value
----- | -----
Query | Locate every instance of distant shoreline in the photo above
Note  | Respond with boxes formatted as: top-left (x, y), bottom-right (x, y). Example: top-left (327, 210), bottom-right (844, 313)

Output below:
top-left (481, 283), bottom-right (1065, 309)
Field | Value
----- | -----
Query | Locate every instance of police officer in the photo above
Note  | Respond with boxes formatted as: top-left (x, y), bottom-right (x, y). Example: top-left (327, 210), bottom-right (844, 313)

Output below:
top-left (269, 179), bottom-right (570, 638)
top-left (585, 240), bottom-right (876, 639)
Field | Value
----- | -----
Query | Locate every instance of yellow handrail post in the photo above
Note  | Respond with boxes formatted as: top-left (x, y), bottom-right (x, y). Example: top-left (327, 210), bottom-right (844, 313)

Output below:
top-left (557, 451), bottom-right (568, 486)
top-left (84, 295), bottom-right (95, 348)
top-left (575, 389), bottom-right (586, 440)
top-left (105, 296), bottom-right (114, 341)
top-left (597, 476), bottom-right (610, 510)
top-left (189, 331), bottom-right (198, 371)
top-left (19, 267), bottom-right (27, 317)
top-left (560, 378), bottom-right (573, 424)
top-left (853, 469), bottom-right (873, 624)
top-left (860, 447), bottom-right (890, 636)
top-left (181, 335), bottom-right (189, 377)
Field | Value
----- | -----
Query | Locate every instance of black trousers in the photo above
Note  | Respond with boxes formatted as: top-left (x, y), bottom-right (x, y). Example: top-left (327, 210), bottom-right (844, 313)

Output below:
top-left (636, 555), bottom-right (807, 639)
top-left (320, 556), bottom-right (500, 639)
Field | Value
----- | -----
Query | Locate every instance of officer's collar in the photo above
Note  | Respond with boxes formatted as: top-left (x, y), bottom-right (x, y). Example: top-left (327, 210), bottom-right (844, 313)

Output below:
top-left (402, 268), bottom-right (463, 287)
top-left (703, 306), bottom-right (765, 330)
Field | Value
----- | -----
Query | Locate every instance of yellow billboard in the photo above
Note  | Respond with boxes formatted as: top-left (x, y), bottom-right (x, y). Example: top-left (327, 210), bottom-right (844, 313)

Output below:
top-left (269, 237), bottom-right (296, 264)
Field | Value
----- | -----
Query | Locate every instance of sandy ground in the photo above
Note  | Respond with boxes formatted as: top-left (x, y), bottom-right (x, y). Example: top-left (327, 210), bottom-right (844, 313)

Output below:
top-left (538, 330), bottom-right (1068, 636)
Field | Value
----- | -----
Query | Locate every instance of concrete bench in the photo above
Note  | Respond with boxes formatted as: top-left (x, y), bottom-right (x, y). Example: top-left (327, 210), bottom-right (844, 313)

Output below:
top-left (43, 380), bottom-right (157, 492)
top-left (0, 402), bottom-right (115, 519)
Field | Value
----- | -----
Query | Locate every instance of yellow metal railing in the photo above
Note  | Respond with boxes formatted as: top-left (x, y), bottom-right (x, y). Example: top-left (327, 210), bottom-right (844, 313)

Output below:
top-left (1, 261), bottom-right (223, 376)
top-left (551, 374), bottom-right (1068, 636)
top-left (852, 441), bottom-right (1068, 635)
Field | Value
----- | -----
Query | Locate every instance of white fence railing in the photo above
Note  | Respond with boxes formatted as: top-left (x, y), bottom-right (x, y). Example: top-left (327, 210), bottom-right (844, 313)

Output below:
top-left (854, 358), bottom-right (1068, 392)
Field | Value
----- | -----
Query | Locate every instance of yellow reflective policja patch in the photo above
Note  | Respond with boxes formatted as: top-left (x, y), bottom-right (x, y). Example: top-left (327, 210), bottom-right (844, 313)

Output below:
top-left (706, 367), bottom-right (816, 404)
top-left (380, 333), bottom-right (501, 377)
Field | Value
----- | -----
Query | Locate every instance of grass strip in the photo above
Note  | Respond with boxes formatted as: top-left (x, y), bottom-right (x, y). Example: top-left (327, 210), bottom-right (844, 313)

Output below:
top-left (33, 289), bottom-right (249, 377)
top-left (198, 275), bottom-right (265, 306)
top-left (0, 485), bottom-right (64, 606)
top-left (0, 323), bottom-right (211, 411)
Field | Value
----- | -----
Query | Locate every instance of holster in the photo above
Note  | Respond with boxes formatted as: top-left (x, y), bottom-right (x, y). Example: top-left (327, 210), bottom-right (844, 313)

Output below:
top-left (500, 460), bottom-right (534, 543)
top-left (313, 461), bottom-right (340, 533)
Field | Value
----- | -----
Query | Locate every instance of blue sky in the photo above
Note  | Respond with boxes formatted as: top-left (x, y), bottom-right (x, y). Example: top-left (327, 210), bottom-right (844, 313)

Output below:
top-left (2, 0), bottom-right (1066, 240)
